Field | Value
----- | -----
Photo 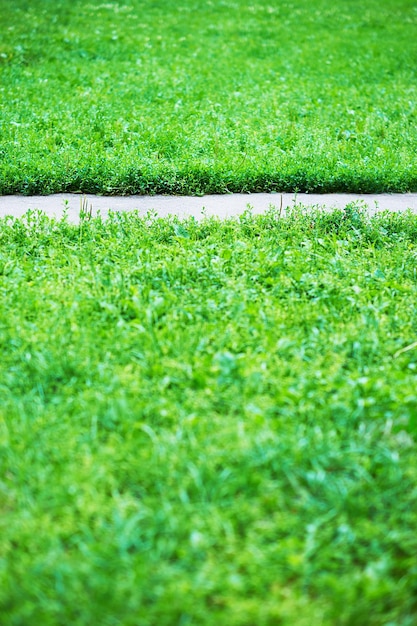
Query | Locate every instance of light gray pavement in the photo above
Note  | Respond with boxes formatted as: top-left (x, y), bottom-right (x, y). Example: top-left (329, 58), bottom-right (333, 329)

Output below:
top-left (1, 192), bottom-right (417, 222)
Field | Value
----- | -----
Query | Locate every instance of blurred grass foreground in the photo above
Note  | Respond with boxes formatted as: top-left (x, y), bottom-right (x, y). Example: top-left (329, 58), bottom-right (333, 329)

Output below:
top-left (1, 206), bottom-right (417, 624)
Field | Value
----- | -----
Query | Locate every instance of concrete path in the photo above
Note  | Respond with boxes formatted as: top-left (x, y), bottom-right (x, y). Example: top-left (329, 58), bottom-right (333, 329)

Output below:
top-left (1, 192), bottom-right (417, 222)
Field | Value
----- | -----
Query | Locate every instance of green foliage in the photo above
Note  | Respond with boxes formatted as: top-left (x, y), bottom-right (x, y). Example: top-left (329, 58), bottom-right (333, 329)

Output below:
top-left (1, 207), bottom-right (417, 624)
top-left (1, 0), bottom-right (417, 193)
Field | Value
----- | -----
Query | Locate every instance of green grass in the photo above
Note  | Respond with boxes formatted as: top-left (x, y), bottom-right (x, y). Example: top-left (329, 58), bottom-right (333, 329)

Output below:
top-left (1, 206), bottom-right (417, 625)
top-left (1, 0), bottom-right (417, 194)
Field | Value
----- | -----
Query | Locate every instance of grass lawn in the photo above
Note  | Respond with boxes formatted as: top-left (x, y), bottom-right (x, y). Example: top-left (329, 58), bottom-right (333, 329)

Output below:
top-left (1, 0), bottom-right (417, 194)
top-left (1, 206), bottom-right (417, 624)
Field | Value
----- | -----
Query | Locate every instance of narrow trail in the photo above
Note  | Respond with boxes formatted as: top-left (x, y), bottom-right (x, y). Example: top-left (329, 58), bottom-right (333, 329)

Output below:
top-left (1, 192), bottom-right (417, 222)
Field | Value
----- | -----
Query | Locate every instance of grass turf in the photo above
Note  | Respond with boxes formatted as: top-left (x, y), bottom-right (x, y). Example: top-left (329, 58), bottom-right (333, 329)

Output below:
top-left (1, 0), bottom-right (417, 194)
top-left (1, 206), bottom-right (417, 624)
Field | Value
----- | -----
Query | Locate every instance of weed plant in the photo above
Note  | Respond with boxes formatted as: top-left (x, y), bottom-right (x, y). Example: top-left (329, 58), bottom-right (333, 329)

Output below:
top-left (1, 206), bottom-right (417, 624)
top-left (1, 0), bottom-right (417, 194)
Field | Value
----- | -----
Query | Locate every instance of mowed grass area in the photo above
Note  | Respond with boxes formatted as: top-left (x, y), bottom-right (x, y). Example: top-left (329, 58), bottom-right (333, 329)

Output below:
top-left (1, 0), bottom-right (417, 195)
top-left (1, 207), bottom-right (417, 625)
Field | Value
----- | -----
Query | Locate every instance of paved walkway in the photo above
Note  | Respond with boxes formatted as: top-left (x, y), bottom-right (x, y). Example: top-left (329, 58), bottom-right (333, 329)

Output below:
top-left (1, 192), bottom-right (417, 222)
